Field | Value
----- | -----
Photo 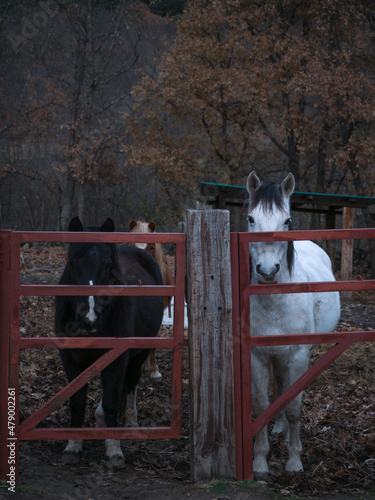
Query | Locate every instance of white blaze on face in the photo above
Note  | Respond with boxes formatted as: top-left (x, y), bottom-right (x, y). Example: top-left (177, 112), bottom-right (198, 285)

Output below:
top-left (135, 242), bottom-right (147, 250)
top-left (86, 280), bottom-right (97, 324)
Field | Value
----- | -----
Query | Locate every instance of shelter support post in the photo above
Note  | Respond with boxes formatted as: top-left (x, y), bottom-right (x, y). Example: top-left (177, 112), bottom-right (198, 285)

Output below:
top-left (326, 208), bottom-right (336, 269)
top-left (185, 210), bottom-right (236, 481)
top-left (341, 207), bottom-right (355, 298)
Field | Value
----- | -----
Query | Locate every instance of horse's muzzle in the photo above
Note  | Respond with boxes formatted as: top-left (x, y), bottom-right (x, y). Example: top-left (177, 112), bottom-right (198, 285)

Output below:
top-left (255, 263), bottom-right (280, 284)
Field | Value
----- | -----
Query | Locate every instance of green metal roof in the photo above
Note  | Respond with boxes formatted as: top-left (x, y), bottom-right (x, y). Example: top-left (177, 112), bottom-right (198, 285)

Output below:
top-left (201, 181), bottom-right (375, 211)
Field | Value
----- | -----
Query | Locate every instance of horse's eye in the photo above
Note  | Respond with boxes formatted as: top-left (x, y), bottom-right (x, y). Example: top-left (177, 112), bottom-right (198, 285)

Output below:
top-left (284, 217), bottom-right (292, 225)
top-left (247, 215), bottom-right (255, 224)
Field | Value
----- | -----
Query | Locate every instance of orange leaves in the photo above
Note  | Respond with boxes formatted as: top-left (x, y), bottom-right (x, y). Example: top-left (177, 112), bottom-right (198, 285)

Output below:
top-left (122, 0), bottom-right (375, 200)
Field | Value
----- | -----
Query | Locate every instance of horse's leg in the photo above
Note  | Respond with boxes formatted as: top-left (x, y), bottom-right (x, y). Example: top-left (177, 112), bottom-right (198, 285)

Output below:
top-left (282, 347), bottom-right (310, 473)
top-left (142, 349), bottom-right (161, 379)
top-left (99, 361), bottom-right (126, 469)
top-left (94, 397), bottom-right (124, 469)
top-left (63, 385), bottom-right (87, 463)
top-left (271, 368), bottom-right (288, 440)
top-left (59, 352), bottom-right (87, 463)
top-left (123, 354), bottom-right (145, 427)
top-left (148, 348), bottom-right (162, 380)
top-left (251, 351), bottom-right (271, 481)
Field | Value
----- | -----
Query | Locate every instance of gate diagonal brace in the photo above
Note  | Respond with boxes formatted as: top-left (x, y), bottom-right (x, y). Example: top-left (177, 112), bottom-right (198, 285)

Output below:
top-left (19, 343), bottom-right (128, 435)
top-left (251, 336), bottom-right (355, 436)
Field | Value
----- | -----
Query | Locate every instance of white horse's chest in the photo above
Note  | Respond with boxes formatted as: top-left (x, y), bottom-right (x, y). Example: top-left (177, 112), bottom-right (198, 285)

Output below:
top-left (249, 241), bottom-right (339, 337)
top-left (250, 292), bottom-right (315, 336)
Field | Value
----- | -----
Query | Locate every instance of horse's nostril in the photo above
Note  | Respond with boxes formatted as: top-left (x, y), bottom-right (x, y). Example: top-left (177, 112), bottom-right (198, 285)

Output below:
top-left (256, 263), bottom-right (280, 280)
top-left (82, 317), bottom-right (91, 327)
top-left (82, 315), bottom-right (100, 329)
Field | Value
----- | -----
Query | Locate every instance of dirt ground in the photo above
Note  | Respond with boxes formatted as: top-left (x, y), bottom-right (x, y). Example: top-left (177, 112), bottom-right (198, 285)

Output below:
top-left (1, 246), bottom-right (375, 500)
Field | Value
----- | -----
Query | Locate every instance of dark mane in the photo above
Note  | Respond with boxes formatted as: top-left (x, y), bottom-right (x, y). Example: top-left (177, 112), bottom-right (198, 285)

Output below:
top-left (67, 241), bottom-right (118, 266)
top-left (249, 181), bottom-right (285, 213)
top-left (66, 223), bottom-right (119, 273)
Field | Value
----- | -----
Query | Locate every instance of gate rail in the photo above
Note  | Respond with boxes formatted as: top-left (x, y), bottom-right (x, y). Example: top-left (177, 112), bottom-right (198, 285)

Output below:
top-left (0, 230), bottom-right (186, 485)
top-left (232, 227), bottom-right (375, 479)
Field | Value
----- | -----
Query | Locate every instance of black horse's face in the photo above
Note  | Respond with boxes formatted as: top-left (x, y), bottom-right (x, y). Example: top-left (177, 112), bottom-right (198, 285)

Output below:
top-left (68, 244), bottom-right (117, 334)
top-left (64, 217), bottom-right (119, 335)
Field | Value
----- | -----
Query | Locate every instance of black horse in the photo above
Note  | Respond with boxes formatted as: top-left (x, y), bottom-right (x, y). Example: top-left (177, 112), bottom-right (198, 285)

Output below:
top-left (55, 217), bottom-right (163, 467)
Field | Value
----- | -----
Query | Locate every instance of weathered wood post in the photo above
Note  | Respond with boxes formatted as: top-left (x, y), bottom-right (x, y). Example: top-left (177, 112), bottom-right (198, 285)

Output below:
top-left (185, 210), bottom-right (236, 481)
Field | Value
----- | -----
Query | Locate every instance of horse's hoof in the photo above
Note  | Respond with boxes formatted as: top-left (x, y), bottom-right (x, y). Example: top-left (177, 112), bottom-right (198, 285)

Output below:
top-left (62, 451), bottom-right (82, 464)
top-left (150, 370), bottom-right (162, 380)
top-left (254, 471), bottom-right (269, 482)
top-left (285, 459), bottom-right (303, 474)
top-left (125, 422), bottom-right (139, 427)
top-left (105, 454), bottom-right (125, 469)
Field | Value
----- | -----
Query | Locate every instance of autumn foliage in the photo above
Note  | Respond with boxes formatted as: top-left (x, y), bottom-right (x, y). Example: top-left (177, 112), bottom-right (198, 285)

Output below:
top-left (125, 0), bottom-right (375, 201)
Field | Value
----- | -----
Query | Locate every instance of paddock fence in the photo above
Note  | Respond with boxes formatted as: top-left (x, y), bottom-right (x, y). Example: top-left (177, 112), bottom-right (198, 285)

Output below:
top-left (1, 211), bottom-right (375, 486)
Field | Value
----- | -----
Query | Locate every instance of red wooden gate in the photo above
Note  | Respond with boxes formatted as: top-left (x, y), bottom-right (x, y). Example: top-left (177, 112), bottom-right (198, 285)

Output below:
top-left (231, 227), bottom-right (375, 480)
top-left (0, 230), bottom-right (186, 485)
top-left (2, 222), bottom-right (375, 486)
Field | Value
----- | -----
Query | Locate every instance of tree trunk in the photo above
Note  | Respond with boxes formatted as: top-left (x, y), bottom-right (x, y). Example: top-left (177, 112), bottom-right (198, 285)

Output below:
top-left (59, 172), bottom-right (76, 231)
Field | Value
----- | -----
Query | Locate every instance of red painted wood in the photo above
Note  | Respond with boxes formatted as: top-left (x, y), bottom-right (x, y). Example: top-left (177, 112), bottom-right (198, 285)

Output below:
top-left (2, 230), bottom-right (186, 486)
top-left (246, 227), bottom-right (375, 242)
top-left (9, 232), bottom-right (21, 485)
top-left (169, 233), bottom-right (186, 436)
top-left (230, 232), bottom-right (244, 480)
top-left (0, 231), bottom-right (11, 482)
top-left (19, 337), bottom-right (180, 349)
top-left (236, 230), bottom-right (375, 480)
top-left (19, 284), bottom-right (176, 296)
top-left (19, 426), bottom-right (179, 441)
top-left (242, 279), bottom-right (375, 296)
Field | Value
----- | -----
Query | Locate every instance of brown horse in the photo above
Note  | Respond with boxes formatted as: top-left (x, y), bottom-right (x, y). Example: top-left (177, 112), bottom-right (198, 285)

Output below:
top-left (129, 220), bottom-right (173, 379)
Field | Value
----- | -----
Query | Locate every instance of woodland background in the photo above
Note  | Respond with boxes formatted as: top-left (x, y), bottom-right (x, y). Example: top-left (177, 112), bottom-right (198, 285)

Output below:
top-left (1, 0), bottom-right (375, 237)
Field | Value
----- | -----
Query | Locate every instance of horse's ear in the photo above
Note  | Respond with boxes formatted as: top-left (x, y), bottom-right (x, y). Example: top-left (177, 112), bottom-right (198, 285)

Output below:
top-left (129, 220), bottom-right (137, 231)
top-left (246, 171), bottom-right (261, 194)
top-left (69, 216), bottom-right (83, 232)
top-left (100, 218), bottom-right (115, 232)
top-left (148, 221), bottom-right (156, 232)
top-left (281, 173), bottom-right (295, 198)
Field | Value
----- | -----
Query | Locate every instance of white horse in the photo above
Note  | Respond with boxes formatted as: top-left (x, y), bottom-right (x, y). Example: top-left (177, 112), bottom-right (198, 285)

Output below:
top-left (246, 171), bottom-right (340, 480)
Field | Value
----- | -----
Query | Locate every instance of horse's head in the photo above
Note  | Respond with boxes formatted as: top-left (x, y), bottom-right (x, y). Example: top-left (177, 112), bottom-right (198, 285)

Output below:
top-left (65, 216), bottom-right (120, 334)
top-left (246, 171), bottom-right (295, 284)
top-left (129, 219), bottom-right (156, 252)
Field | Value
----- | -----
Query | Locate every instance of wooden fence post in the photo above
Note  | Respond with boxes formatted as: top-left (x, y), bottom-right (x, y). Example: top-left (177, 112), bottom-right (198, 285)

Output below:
top-left (185, 210), bottom-right (236, 481)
